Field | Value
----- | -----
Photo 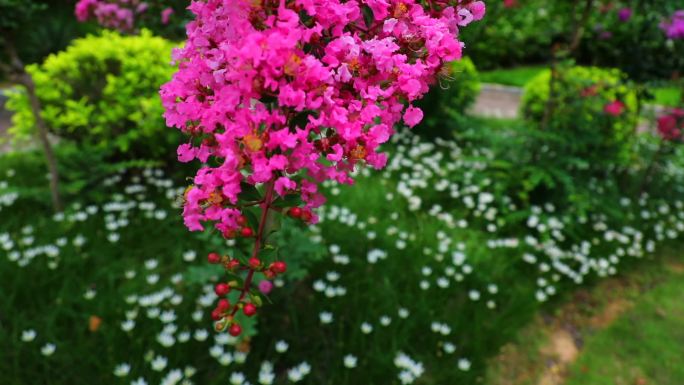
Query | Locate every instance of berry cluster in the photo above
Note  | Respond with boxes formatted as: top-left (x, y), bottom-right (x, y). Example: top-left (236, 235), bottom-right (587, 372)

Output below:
top-left (207, 251), bottom-right (287, 336)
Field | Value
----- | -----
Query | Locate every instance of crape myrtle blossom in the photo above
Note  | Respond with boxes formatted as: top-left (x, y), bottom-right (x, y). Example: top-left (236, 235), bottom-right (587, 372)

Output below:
top-left (160, 0), bottom-right (485, 335)
top-left (162, 0), bottom-right (485, 234)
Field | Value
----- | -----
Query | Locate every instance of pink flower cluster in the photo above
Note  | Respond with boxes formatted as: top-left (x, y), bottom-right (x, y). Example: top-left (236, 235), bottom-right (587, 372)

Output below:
top-left (657, 109), bottom-right (684, 142)
top-left (660, 10), bottom-right (684, 39)
top-left (75, 0), bottom-right (149, 31)
top-left (161, 0), bottom-right (485, 236)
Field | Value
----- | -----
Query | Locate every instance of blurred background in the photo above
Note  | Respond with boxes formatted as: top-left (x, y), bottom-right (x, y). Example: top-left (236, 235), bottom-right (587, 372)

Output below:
top-left (1, 1), bottom-right (683, 385)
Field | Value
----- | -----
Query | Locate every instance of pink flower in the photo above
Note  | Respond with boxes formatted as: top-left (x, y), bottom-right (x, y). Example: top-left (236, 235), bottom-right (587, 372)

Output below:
top-left (404, 106), bottom-right (424, 127)
top-left (161, 7), bottom-right (174, 25)
top-left (258, 280), bottom-right (273, 295)
top-left (468, 1), bottom-right (486, 21)
top-left (159, 0), bottom-right (484, 236)
top-left (604, 100), bottom-right (625, 117)
top-left (617, 8), bottom-right (632, 22)
top-left (660, 10), bottom-right (684, 39)
top-left (657, 109), bottom-right (684, 141)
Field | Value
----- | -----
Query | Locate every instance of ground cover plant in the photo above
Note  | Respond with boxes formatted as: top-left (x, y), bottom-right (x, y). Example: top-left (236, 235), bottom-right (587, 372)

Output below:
top-left (2, 114), bottom-right (684, 384)
top-left (2, 0), bottom-right (684, 384)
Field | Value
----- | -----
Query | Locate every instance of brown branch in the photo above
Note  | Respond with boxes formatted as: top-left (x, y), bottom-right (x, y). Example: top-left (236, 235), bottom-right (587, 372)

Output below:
top-left (3, 40), bottom-right (63, 212)
top-left (230, 179), bottom-right (276, 316)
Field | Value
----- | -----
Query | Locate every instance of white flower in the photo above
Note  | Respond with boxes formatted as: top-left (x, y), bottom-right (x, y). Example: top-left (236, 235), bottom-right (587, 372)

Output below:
top-left (41, 343), bottom-right (56, 356)
top-left (343, 354), bottom-right (357, 368)
top-left (218, 353), bottom-right (233, 366)
top-left (107, 233), bottom-right (120, 243)
top-left (319, 312), bottom-right (334, 324)
top-left (458, 358), bottom-right (471, 371)
top-left (83, 289), bottom-right (96, 300)
top-left (287, 362), bottom-right (311, 383)
top-left (183, 250), bottom-right (197, 262)
top-left (380, 316), bottom-right (392, 326)
top-left (160, 369), bottom-right (183, 385)
top-left (398, 308), bottom-right (410, 319)
top-left (21, 329), bottom-right (36, 342)
top-left (360, 322), bottom-right (373, 334)
top-left (443, 342), bottom-right (456, 354)
top-left (144, 259), bottom-right (159, 270)
top-left (121, 320), bottom-right (135, 332)
top-left (259, 371), bottom-right (275, 385)
top-left (151, 355), bottom-right (168, 371)
top-left (234, 351), bottom-right (247, 364)
top-left (157, 333), bottom-right (176, 347)
top-left (114, 363), bottom-right (131, 377)
top-left (194, 329), bottom-right (209, 341)
top-left (275, 340), bottom-right (289, 353)
top-left (131, 377), bottom-right (148, 385)
top-left (230, 372), bottom-right (245, 385)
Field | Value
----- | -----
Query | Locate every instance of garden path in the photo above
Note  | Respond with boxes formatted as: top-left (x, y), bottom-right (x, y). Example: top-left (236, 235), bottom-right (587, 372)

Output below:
top-left (471, 83), bottom-right (523, 119)
top-left (486, 254), bottom-right (684, 385)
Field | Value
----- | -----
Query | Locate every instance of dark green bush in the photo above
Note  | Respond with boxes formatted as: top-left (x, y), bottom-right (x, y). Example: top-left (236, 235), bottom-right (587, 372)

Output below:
top-left (413, 57), bottom-right (480, 137)
top-left (6, 30), bottom-right (177, 160)
top-left (579, 1), bottom-right (684, 82)
top-left (521, 66), bottom-right (639, 169)
top-left (460, 1), bottom-right (572, 70)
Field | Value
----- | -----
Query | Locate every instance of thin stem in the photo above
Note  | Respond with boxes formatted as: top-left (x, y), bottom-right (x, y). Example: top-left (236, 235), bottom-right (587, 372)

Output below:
top-left (230, 179), bottom-right (276, 316)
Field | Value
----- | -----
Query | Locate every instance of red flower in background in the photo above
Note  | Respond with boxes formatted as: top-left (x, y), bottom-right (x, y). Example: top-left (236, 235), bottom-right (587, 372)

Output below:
top-left (604, 100), bottom-right (626, 116)
top-left (581, 84), bottom-right (599, 98)
top-left (657, 109), bottom-right (684, 142)
top-left (503, 0), bottom-right (517, 8)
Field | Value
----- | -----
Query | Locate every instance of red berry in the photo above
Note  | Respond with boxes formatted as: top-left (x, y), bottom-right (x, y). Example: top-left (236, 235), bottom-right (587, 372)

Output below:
top-left (263, 269), bottom-right (275, 279)
top-left (236, 215), bottom-right (248, 226)
top-left (217, 299), bottom-right (230, 311)
top-left (228, 323), bottom-right (242, 337)
top-left (215, 283), bottom-right (230, 296)
top-left (226, 259), bottom-right (240, 270)
top-left (211, 308), bottom-right (223, 321)
top-left (289, 207), bottom-right (302, 218)
top-left (207, 252), bottom-right (221, 264)
top-left (249, 257), bottom-right (261, 269)
top-left (241, 227), bottom-right (254, 237)
top-left (272, 261), bottom-right (287, 274)
top-left (301, 210), bottom-right (312, 222)
top-left (243, 303), bottom-right (257, 317)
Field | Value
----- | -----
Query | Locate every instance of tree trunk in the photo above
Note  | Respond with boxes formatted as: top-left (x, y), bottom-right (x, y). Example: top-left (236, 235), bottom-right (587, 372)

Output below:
top-left (20, 73), bottom-right (63, 212)
top-left (3, 41), bottom-right (63, 212)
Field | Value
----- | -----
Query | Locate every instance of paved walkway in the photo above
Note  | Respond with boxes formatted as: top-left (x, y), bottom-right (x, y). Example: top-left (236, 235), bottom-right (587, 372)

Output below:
top-left (471, 83), bottom-right (523, 119)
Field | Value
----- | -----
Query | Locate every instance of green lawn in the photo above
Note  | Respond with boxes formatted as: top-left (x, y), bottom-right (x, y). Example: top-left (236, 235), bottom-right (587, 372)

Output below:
top-left (479, 66), bottom-right (546, 88)
top-left (480, 66), bottom-right (681, 106)
top-left (652, 87), bottom-right (681, 107)
top-left (566, 265), bottom-right (684, 385)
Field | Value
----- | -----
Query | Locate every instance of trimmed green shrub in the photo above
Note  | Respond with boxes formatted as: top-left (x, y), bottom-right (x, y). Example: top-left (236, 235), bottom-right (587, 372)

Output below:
top-left (521, 66), bottom-right (639, 168)
top-left (6, 30), bottom-right (177, 159)
top-left (414, 57), bottom-right (480, 137)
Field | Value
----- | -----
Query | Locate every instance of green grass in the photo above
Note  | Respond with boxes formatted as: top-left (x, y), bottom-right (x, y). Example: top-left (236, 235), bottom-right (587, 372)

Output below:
top-left (479, 66), bottom-right (546, 87)
top-left (480, 66), bottom-right (682, 107)
top-left (651, 87), bottom-right (681, 107)
top-left (566, 266), bottom-right (684, 385)
top-left (2, 118), bottom-right (684, 385)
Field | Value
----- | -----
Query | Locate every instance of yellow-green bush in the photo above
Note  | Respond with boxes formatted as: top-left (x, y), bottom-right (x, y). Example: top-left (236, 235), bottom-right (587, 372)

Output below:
top-left (521, 66), bottom-right (639, 167)
top-left (6, 30), bottom-right (177, 158)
